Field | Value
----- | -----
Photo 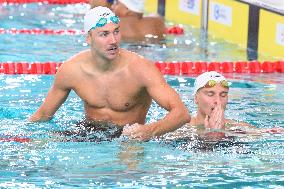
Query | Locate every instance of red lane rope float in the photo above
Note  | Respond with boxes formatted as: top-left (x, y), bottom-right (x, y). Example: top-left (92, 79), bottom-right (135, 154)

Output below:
top-left (155, 60), bottom-right (284, 74)
top-left (0, 28), bottom-right (84, 35)
top-left (1, 61), bottom-right (284, 75)
top-left (0, 0), bottom-right (88, 4)
top-left (0, 62), bottom-right (61, 74)
top-left (0, 135), bottom-right (31, 143)
top-left (0, 137), bottom-right (31, 143)
top-left (0, 26), bottom-right (184, 35)
top-left (165, 25), bottom-right (184, 35)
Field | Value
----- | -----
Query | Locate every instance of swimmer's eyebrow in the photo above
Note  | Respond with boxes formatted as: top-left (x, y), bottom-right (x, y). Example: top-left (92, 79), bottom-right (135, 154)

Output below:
top-left (98, 26), bottom-right (120, 33)
top-left (204, 90), bottom-right (228, 95)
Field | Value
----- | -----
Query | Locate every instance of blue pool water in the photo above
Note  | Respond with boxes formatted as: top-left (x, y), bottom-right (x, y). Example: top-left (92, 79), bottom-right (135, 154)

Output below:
top-left (1, 3), bottom-right (284, 188)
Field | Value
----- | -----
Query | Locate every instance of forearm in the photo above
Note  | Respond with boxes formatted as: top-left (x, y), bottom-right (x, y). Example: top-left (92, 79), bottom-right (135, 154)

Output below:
top-left (149, 107), bottom-right (191, 137)
top-left (28, 109), bottom-right (53, 122)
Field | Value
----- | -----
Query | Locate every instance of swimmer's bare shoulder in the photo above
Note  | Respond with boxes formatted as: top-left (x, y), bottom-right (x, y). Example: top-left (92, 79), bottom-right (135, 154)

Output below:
top-left (142, 15), bottom-right (165, 34)
top-left (54, 50), bottom-right (91, 88)
top-left (60, 50), bottom-right (91, 72)
top-left (125, 50), bottom-right (162, 80)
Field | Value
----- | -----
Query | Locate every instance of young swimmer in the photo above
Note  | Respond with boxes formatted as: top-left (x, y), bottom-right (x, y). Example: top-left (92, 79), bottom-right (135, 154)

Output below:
top-left (188, 71), bottom-right (284, 140)
top-left (162, 71), bottom-right (283, 150)
top-left (29, 7), bottom-right (190, 141)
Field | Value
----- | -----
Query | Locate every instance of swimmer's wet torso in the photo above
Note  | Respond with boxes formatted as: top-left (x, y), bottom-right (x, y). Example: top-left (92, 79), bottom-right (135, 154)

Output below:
top-left (58, 49), bottom-right (152, 126)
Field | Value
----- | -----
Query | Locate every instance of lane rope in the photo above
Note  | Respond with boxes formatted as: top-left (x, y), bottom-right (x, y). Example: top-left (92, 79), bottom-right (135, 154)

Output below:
top-left (0, 135), bottom-right (31, 143)
top-left (0, 61), bottom-right (283, 75)
top-left (0, 0), bottom-right (88, 4)
top-left (0, 28), bottom-right (84, 35)
top-left (0, 26), bottom-right (184, 35)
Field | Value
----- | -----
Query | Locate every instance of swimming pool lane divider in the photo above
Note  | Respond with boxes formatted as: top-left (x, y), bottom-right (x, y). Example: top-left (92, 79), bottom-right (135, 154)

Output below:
top-left (0, 136), bottom-right (31, 143)
top-left (0, 26), bottom-right (184, 35)
top-left (0, 0), bottom-right (87, 4)
top-left (1, 61), bottom-right (284, 75)
top-left (0, 62), bottom-right (61, 74)
top-left (0, 28), bottom-right (84, 35)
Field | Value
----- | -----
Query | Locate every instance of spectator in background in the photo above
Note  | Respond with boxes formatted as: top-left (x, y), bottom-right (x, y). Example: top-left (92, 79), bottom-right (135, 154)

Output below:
top-left (89, 0), bottom-right (113, 9)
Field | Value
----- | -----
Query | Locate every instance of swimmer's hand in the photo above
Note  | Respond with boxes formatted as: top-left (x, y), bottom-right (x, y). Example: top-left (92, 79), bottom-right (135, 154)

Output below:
top-left (205, 101), bottom-right (225, 130)
top-left (122, 123), bottom-right (153, 142)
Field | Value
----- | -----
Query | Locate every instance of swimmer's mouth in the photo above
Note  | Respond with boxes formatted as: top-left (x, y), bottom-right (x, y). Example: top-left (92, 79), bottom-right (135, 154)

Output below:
top-left (107, 46), bottom-right (118, 51)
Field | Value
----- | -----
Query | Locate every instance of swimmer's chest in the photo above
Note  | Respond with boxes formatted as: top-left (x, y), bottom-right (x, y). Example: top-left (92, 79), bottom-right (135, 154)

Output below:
top-left (73, 72), bottom-right (148, 110)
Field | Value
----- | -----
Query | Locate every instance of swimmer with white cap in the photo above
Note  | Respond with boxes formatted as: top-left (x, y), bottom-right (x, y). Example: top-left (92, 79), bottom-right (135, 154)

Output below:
top-left (186, 71), bottom-right (284, 140)
top-left (117, 0), bottom-right (144, 13)
top-left (29, 6), bottom-right (190, 142)
top-left (110, 0), bottom-right (165, 42)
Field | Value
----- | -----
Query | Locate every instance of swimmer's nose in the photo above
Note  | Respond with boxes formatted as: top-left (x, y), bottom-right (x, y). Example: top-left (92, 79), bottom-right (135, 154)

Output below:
top-left (109, 33), bottom-right (118, 44)
top-left (213, 95), bottom-right (222, 105)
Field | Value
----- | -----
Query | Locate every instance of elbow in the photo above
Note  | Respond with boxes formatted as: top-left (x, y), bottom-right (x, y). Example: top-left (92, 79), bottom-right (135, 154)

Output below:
top-left (178, 106), bottom-right (191, 125)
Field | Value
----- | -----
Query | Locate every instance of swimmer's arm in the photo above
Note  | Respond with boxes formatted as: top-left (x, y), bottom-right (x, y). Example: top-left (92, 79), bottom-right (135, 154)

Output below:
top-left (147, 80), bottom-right (190, 136)
top-left (226, 120), bottom-right (284, 134)
top-left (29, 66), bottom-right (71, 122)
top-left (226, 119), bottom-right (255, 129)
top-left (124, 60), bottom-right (190, 140)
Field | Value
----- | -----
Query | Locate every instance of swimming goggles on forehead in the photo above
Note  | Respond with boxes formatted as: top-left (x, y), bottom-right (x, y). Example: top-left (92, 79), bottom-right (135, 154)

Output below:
top-left (90, 16), bottom-right (120, 31)
top-left (204, 80), bottom-right (229, 88)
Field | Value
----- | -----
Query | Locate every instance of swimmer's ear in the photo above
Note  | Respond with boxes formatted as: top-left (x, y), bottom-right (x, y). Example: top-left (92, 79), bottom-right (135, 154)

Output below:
top-left (86, 33), bottom-right (91, 45)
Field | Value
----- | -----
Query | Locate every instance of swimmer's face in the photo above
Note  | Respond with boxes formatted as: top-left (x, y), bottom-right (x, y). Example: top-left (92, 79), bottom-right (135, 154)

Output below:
top-left (87, 22), bottom-right (121, 60)
top-left (195, 83), bottom-right (229, 116)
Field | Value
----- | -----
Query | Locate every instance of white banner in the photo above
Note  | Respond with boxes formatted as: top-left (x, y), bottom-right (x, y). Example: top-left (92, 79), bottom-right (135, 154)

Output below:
top-left (179, 0), bottom-right (200, 15)
top-left (209, 1), bottom-right (232, 26)
top-left (276, 23), bottom-right (284, 46)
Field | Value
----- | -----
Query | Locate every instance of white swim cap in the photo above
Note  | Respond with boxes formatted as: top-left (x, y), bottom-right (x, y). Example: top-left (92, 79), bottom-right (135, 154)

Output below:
top-left (119, 0), bottom-right (144, 13)
top-left (84, 6), bottom-right (119, 33)
top-left (193, 71), bottom-right (229, 95)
